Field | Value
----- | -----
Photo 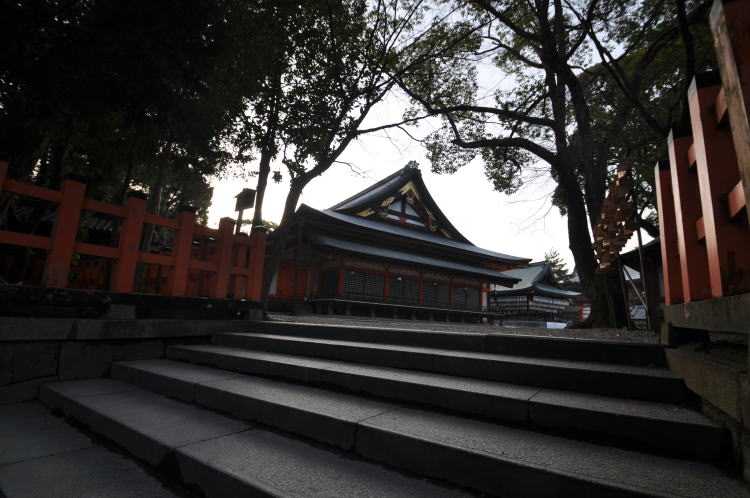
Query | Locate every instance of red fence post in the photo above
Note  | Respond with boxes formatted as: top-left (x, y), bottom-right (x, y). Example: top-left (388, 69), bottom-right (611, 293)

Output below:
top-left (169, 206), bottom-right (196, 296)
top-left (111, 192), bottom-right (147, 293)
top-left (711, 0), bottom-right (750, 223)
top-left (654, 160), bottom-right (683, 304)
top-left (0, 162), bottom-right (7, 193)
top-left (248, 226), bottom-right (267, 301)
top-left (233, 234), bottom-right (249, 298)
top-left (668, 129), bottom-right (712, 302)
top-left (688, 74), bottom-right (750, 297)
top-left (212, 217), bottom-right (235, 298)
top-left (41, 176), bottom-right (86, 288)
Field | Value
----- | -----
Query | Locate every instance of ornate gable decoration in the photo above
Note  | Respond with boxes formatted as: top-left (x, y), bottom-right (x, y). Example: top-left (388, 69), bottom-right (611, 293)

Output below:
top-left (328, 162), bottom-right (471, 243)
top-left (356, 179), bottom-right (454, 239)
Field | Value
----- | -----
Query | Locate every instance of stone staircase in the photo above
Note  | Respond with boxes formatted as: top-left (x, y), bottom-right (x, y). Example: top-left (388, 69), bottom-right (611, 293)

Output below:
top-left (39, 321), bottom-right (750, 497)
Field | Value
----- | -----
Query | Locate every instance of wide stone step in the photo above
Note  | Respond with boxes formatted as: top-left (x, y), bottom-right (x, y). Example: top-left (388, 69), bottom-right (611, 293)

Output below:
top-left (38, 379), bottom-right (472, 498)
top-left (212, 333), bottom-right (684, 402)
top-left (161, 349), bottom-right (720, 457)
top-left (40, 377), bottom-right (748, 498)
top-left (248, 321), bottom-right (666, 366)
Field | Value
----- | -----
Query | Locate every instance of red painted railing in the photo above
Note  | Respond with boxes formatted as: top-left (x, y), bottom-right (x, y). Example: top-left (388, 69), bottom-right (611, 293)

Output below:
top-left (655, 0), bottom-right (750, 304)
top-left (0, 162), bottom-right (266, 300)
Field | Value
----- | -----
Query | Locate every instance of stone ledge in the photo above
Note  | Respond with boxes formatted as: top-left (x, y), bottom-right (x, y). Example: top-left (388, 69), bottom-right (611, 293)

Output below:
top-left (0, 318), bottom-right (251, 342)
top-left (666, 344), bottom-right (746, 421)
top-left (665, 293), bottom-right (750, 334)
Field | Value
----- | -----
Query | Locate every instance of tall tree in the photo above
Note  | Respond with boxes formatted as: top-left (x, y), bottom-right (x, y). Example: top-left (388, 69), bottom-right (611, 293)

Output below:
top-left (398, 0), bottom-right (712, 326)
top-left (256, 0), bottom-right (481, 316)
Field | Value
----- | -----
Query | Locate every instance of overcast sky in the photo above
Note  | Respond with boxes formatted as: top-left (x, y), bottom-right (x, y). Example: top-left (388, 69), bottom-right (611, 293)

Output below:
top-left (207, 82), bottom-right (650, 272)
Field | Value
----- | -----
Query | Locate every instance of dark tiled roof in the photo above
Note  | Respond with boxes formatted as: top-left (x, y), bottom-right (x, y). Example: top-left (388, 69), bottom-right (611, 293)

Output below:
top-left (302, 206), bottom-right (529, 266)
top-left (308, 232), bottom-right (521, 284)
top-left (492, 263), bottom-right (580, 297)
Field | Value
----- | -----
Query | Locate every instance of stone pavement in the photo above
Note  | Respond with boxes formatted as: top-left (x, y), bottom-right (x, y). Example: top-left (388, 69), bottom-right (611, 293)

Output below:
top-left (269, 312), bottom-right (659, 343)
top-left (0, 401), bottom-right (190, 498)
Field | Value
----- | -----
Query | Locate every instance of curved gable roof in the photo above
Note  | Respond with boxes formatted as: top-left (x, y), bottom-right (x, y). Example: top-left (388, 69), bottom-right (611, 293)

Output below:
top-left (328, 162), bottom-right (472, 244)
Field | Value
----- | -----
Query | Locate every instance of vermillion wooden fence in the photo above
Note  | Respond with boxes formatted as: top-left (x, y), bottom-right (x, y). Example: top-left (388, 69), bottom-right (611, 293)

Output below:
top-left (655, 0), bottom-right (750, 304)
top-left (0, 161), bottom-right (266, 300)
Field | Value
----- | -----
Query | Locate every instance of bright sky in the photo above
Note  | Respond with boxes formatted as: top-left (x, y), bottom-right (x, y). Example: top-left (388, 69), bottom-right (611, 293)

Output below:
top-left (207, 94), bottom-right (578, 269)
top-left (207, 81), bottom-right (650, 273)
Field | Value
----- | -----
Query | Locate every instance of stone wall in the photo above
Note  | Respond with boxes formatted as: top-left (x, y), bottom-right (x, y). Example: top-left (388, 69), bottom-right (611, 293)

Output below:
top-left (0, 318), bottom-right (251, 404)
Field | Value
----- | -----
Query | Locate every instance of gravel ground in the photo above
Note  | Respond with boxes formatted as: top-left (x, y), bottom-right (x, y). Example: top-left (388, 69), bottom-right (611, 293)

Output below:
top-left (268, 313), bottom-right (659, 344)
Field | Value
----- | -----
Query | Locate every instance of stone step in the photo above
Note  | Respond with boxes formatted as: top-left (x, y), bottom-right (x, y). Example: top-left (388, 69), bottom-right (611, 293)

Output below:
top-left (211, 333), bottom-right (685, 402)
top-left (114, 359), bottom-right (722, 458)
top-left (161, 348), bottom-right (718, 458)
top-left (38, 379), bottom-right (473, 498)
top-left (40, 377), bottom-right (748, 498)
top-left (248, 321), bottom-right (666, 366)
top-left (0, 402), bottom-right (182, 498)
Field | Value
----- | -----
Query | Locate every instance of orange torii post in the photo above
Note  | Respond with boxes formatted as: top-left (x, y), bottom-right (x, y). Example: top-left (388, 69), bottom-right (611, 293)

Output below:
top-left (248, 226), bottom-right (267, 301)
top-left (41, 175), bottom-right (86, 288)
top-left (233, 233), bottom-right (249, 298)
top-left (667, 128), bottom-right (712, 302)
top-left (688, 73), bottom-right (750, 297)
top-left (110, 192), bottom-right (147, 293)
top-left (655, 160), bottom-right (683, 305)
top-left (170, 206), bottom-right (197, 296)
top-left (212, 217), bottom-right (235, 298)
top-left (711, 0), bottom-right (750, 224)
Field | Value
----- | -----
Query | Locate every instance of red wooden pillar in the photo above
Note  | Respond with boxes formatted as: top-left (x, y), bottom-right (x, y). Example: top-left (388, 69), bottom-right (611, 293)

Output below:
top-left (248, 226), bottom-right (267, 301)
top-left (337, 258), bottom-right (346, 297)
top-left (233, 234), bottom-right (249, 298)
top-left (654, 160), bottom-right (683, 304)
top-left (711, 0), bottom-right (750, 223)
top-left (0, 162), bottom-right (7, 192)
top-left (41, 177), bottom-right (86, 288)
top-left (169, 206), bottom-right (197, 296)
top-left (111, 192), bottom-right (147, 293)
top-left (668, 129), bottom-right (711, 302)
top-left (689, 74), bottom-right (750, 297)
top-left (418, 271), bottom-right (424, 305)
top-left (383, 267), bottom-right (390, 302)
top-left (212, 217), bottom-right (235, 298)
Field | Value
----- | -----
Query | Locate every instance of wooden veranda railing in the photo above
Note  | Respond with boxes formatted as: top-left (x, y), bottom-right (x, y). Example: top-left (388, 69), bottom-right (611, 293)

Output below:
top-left (0, 161), bottom-right (266, 300)
top-left (655, 0), bottom-right (750, 304)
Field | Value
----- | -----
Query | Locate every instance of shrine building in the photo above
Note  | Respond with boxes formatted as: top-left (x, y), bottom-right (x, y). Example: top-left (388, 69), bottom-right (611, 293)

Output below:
top-left (488, 262), bottom-right (581, 323)
top-left (269, 162), bottom-right (531, 321)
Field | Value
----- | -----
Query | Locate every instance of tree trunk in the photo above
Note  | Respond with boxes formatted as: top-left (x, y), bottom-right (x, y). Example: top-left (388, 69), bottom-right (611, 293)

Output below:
top-left (260, 180), bottom-right (305, 318)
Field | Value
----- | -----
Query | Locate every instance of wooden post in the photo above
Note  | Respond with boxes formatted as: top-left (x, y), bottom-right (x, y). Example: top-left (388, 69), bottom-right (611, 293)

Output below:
top-left (233, 234), bottom-right (249, 298)
top-left (711, 0), bottom-right (750, 224)
top-left (688, 74), bottom-right (750, 297)
top-left (41, 176), bottom-right (86, 288)
top-left (111, 192), bottom-right (147, 293)
top-left (654, 160), bottom-right (683, 304)
top-left (248, 226), bottom-right (266, 301)
top-left (0, 162), bottom-right (7, 193)
top-left (169, 206), bottom-right (196, 296)
top-left (668, 128), bottom-right (711, 302)
top-left (212, 217), bottom-right (235, 298)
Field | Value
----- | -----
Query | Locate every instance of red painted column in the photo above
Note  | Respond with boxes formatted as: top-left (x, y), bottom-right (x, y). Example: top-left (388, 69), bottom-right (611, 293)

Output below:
top-left (41, 177), bottom-right (86, 288)
top-left (0, 162), bottom-right (7, 193)
top-left (212, 217), bottom-right (235, 298)
top-left (689, 74), bottom-right (750, 297)
top-left (111, 192), bottom-right (147, 293)
top-left (233, 234), bottom-right (249, 298)
top-left (169, 206), bottom-right (197, 296)
top-left (668, 129), bottom-right (711, 302)
top-left (711, 0), bottom-right (750, 223)
top-left (654, 160), bottom-right (683, 304)
top-left (248, 226), bottom-right (267, 301)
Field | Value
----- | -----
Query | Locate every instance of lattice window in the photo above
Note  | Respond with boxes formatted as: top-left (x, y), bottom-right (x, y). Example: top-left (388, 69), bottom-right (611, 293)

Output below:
top-left (389, 276), bottom-right (419, 304)
top-left (343, 270), bottom-right (384, 300)
top-left (320, 270), bottom-right (338, 297)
